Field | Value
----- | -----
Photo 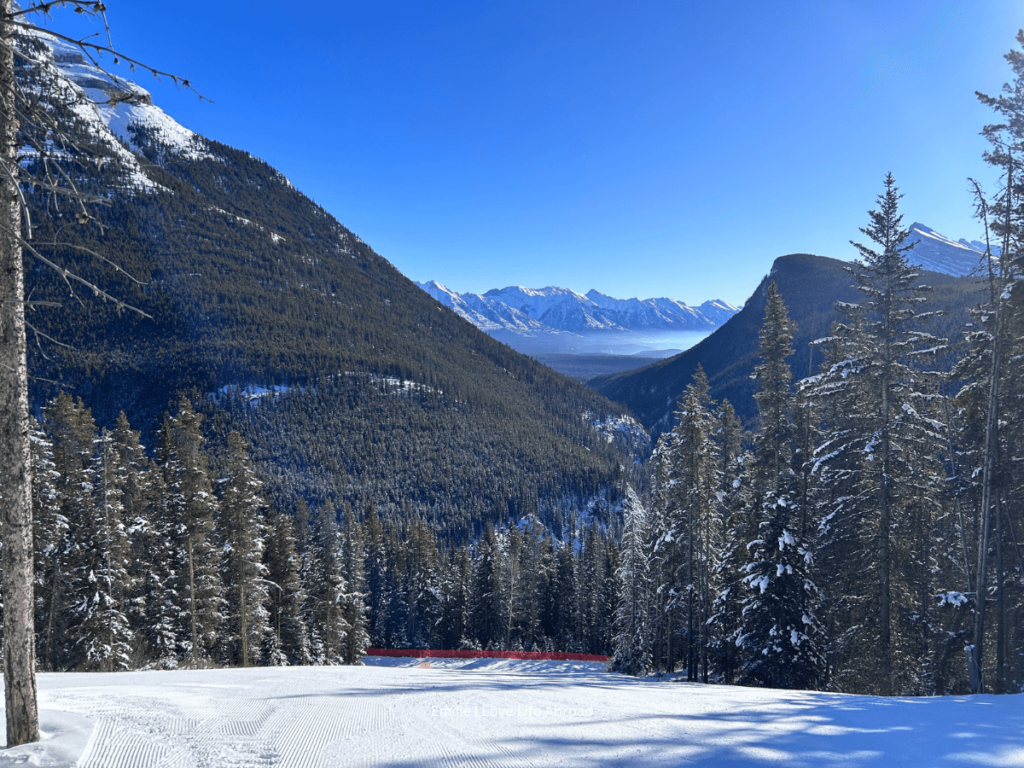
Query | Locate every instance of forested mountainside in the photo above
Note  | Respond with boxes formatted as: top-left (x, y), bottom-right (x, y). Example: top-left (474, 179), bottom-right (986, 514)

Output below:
top-left (17, 30), bottom-right (643, 538)
top-left (590, 253), bottom-right (985, 430)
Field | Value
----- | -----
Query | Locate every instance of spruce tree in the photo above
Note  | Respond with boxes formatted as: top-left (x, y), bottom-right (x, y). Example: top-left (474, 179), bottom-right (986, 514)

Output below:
top-left (37, 392), bottom-right (96, 671)
top-left (264, 507), bottom-right (309, 665)
top-left (611, 486), bottom-right (652, 676)
top-left (736, 283), bottom-right (825, 689)
top-left (68, 427), bottom-right (134, 672)
top-left (305, 507), bottom-right (350, 664)
top-left (157, 397), bottom-right (224, 666)
top-left (470, 524), bottom-right (504, 648)
top-left (738, 492), bottom-right (825, 689)
top-left (219, 431), bottom-right (273, 667)
top-left (339, 505), bottom-right (370, 664)
top-left (807, 176), bottom-right (945, 695)
top-left (657, 367), bottom-right (722, 681)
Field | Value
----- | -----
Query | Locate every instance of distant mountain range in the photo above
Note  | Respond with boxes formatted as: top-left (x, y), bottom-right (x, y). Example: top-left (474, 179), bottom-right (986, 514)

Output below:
top-left (416, 282), bottom-right (740, 355)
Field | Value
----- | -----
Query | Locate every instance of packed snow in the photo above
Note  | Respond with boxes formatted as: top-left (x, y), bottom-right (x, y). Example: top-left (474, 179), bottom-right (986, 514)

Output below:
top-left (5, 659), bottom-right (1022, 767)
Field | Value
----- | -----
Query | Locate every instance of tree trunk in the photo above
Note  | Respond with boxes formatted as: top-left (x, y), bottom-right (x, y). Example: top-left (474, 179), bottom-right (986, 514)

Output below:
top-left (189, 535), bottom-right (198, 667)
top-left (0, 0), bottom-right (40, 745)
top-left (995, 495), bottom-right (1004, 695)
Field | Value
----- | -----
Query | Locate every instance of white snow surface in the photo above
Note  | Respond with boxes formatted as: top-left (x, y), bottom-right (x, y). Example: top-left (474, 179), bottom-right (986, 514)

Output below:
top-left (8, 660), bottom-right (1022, 767)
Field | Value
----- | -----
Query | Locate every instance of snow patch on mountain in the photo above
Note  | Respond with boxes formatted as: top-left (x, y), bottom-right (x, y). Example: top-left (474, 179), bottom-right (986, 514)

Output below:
top-left (587, 412), bottom-right (649, 459)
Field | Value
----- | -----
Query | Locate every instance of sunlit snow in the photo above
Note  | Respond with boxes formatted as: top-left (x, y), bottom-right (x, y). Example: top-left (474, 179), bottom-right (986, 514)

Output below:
top-left (7, 660), bottom-right (1022, 767)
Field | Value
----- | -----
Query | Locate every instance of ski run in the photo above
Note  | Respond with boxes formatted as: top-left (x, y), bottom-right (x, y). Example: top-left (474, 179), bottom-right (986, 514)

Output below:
top-left (2, 657), bottom-right (1021, 767)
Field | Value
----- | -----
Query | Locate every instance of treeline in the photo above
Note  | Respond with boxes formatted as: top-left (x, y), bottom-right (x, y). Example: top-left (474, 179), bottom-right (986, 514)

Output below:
top-left (609, 174), bottom-right (1023, 696)
top-left (26, 392), bottom-right (621, 671)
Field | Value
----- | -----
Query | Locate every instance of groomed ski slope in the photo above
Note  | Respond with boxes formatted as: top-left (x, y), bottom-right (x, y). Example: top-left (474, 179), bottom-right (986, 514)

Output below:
top-left (3, 657), bottom-right (1022, 767)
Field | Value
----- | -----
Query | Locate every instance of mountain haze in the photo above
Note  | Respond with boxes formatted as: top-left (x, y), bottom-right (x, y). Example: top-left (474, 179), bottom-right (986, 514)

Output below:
top-left (417, 281), bottom-right (739, 356)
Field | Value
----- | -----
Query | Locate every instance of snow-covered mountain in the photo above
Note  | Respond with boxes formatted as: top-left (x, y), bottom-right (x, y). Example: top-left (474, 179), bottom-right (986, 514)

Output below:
top-left (19, 27), bottom-right (218, 189)
top-left (902, 223), bottom-right (1000, 277)
top-left (417, 282), bottom-right (739, 338)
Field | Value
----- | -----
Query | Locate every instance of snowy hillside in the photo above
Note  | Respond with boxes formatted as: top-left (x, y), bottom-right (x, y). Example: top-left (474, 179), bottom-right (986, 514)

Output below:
top-left (17, 27), bottom-right (216, 191)
top-left (902, 223), bottom-right (1000, 277)
top-left (419, 282), bottom-right (739, 335)
top-left (13, 662), bottom-right (1024, 767)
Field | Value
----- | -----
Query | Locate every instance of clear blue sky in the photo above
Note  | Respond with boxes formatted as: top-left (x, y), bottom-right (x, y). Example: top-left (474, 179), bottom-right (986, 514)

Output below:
top-left (34, 1), bottom-right (1024, 306)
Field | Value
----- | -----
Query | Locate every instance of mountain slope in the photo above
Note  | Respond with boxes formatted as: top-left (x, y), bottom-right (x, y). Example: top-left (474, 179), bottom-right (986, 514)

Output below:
top-left (590, 253), bottom-right (984, 430)
top-left (903, 222), bottom-right (999, 277)
top-left (19, 28), bottom-right (642, 535)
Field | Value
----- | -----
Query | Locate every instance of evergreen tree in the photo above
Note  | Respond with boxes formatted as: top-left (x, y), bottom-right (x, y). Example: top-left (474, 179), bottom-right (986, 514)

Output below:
top-left (28, 415), bottom-right (62, 671)
top-left (707, 400), bottom-right (750, 683)
top-left (339, 505), bottom-right (370, 664)
top-left (305, 507), bottom-right (350, 664)
top-left (738, 492), bottom-right (825, 689)
top-left (470, 524), bottom-right (504, 648)
top-left (657, 367), bottom-right (722, 681)
top-left (37, 392), bottom-right (96, 671)
top-left (807, 176), bottom-right (945, 695)
top-left (264, 506), bottom-right (309, 665)
top-left (736, 284), bottom-right (825, 689)
top-left (157, 397), bottom-right (224, 666)
top-left (219, 431), bottom-right (273, 667)
top-left (611, 486), bottom-right (652, 676)
top-left (67, 427), bottom-right (134, 671)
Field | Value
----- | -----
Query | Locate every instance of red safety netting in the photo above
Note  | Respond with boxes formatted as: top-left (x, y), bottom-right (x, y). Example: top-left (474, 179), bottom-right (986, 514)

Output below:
top-left (366, 648), bottom-right (609, 662)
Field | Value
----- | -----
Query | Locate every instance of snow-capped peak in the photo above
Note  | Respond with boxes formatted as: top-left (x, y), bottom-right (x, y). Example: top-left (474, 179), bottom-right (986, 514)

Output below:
top-left (18, 24), bottom-right (215, 190)
top-left (902, 223), bottom-right (999, 277)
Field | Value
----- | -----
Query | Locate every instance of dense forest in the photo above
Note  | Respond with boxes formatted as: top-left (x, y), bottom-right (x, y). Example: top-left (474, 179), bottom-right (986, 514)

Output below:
top-left (28, 393), bottom-right (620, 670)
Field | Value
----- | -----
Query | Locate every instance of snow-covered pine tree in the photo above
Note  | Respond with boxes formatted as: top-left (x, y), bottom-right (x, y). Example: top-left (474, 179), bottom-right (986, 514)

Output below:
top-left (67, 427), bottom-right (134, 672)
top-left (707, 400), bottom-right (750, 683)
top-left (550, 540), bottom-right (581, 652)
top-left (657, 366), bottom-right (722, 681)
top-left (960, 43), bottom-right (1024, 694)
top-left (339, 505), bottom-right (370, 664)
top-left (736, 283), bottom-right (825, 689)
top-left (304, 507), bottom-right (350, 664)
top-left (400, 519), bottom-right (444, 648)
top-left (580, 522), bottom-right (611, 655)
top-left (611, 485), bottom-right (652, 676)
top-left (470, 524), bottom-right (504, 649)
top-left (737, 492), bottom-right (825, 689)
top-left (806, 175), bottom-right (946, 695)
top-left (219, 431), bottom-right (273, 667)
top-left (361, 505), bottom-right (391, 648)
top-left (157, 397), bottom-right (225, 666)
top-left (264, 506), bottom-right (309, 665)
top-left (107, 412), bottom-right (157, 660)
top-left (37, 392), bottom-right (96, 671)
top-left (28, 415), bottom-right (61, 670)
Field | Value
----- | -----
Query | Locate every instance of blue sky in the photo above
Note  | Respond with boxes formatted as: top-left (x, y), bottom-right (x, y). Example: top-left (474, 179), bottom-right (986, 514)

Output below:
top-left (34, 1), bottom-right (1024, 306)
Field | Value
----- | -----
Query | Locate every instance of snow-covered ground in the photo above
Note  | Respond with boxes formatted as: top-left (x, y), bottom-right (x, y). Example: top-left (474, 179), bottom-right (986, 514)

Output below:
top-left (4, 659), bottom-right (1022, 767)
